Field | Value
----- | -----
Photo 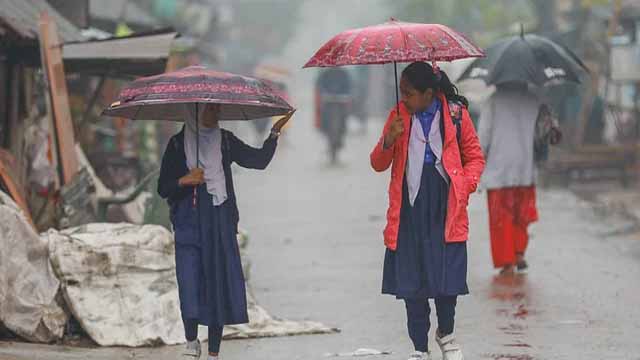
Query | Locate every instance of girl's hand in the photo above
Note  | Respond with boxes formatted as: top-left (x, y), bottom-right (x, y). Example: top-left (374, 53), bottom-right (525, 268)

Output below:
top-left (179, 168), bottom-right (204, 186)
top-left (272, 109), bottom-right (296, 133)
top-left (384, 115), bottom-right (404, 148)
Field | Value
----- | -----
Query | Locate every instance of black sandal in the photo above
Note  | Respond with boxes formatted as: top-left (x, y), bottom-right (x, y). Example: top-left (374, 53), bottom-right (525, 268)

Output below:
top-left (516, 259), bottom-right (528, 272)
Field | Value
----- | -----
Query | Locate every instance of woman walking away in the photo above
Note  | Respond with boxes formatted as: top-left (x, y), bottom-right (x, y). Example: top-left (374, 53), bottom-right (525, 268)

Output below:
top-left (371, 62), bottom-right (485, 360)
top-left (477, 81), bottom-right (559, 275)
top-left (158, 104), bottom-right (294, 360)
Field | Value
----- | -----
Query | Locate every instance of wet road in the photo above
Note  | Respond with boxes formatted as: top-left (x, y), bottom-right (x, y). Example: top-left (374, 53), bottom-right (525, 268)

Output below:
top-left (3, 112), bottom-right (639, 360)
top-left (4, 1), bottom-right (639, 359)
top-left (228, 115), bottom-right (640, 360)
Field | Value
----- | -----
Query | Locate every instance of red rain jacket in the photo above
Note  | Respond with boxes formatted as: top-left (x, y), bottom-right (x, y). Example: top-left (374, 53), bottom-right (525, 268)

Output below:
top-left (370, 94), bottom-right (485, 250)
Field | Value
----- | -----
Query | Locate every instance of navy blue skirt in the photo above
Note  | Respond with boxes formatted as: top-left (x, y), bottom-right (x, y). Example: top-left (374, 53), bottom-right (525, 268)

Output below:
top-left (172, 184), bottom-right (248, 326)
top-left (382, 165), bottom-right (469, 299)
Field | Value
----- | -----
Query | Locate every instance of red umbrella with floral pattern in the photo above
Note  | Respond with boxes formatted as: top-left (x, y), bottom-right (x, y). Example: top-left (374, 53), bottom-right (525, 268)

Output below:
top-left (304, 19), bottom-right (484, 113)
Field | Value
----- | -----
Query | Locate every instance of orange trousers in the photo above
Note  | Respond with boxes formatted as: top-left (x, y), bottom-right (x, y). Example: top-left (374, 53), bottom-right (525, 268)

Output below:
top-left (487, 186), bottom-right (538, 268)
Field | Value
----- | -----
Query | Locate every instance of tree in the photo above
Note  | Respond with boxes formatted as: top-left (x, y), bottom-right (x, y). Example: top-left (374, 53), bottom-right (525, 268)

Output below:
top-left (391, 0), bottom-right (536, 46)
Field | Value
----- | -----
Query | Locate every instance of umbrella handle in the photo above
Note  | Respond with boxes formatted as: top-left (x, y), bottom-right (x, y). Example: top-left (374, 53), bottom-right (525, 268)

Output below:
top-left (192, 187), bottom-right (197, 208)
top-left (193, 103), bottom-right (199, 207)
top-left (394, 61), bottom-right (400, 115)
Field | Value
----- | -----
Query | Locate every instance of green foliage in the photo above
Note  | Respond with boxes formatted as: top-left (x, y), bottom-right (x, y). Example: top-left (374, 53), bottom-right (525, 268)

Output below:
top-left (391, 0), bottom-right (536, 45)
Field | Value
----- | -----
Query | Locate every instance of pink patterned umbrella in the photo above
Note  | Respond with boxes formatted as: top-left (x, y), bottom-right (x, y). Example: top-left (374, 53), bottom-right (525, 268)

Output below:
top-left (304, 19), bottom-right (484, 113)
top-left (304, 19), bottom-right (484, 67)
top-left (102, 66), bottom-right (293, 121)
top-left (102, 66), bottom-right (294, 208)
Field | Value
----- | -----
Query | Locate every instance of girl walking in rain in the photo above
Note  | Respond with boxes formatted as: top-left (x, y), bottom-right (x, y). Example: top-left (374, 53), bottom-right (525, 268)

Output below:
top-left (371, 62), bottom-right (485, 360)
top-left (158, 104), bottom-right (293, 360)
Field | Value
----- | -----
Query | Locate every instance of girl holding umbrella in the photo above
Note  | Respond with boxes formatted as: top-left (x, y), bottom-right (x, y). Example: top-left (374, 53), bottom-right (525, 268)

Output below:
top-left (305, 20), bottom-right (485, 360)
top-left (104, 66), bottom-right (295, 360)
top-left (372, 62), bottom-right (484, 360)
top-left (158, 104), bottom-right (293, 359)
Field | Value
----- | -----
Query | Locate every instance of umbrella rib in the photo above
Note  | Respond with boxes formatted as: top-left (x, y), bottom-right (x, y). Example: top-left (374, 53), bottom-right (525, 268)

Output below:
top-left (240, 106), bottom-right (249, 121)
top-left (521, 36), bottom-right (563, 84)
top-left (490, 37), bottom-right (528, 84)
top-left (342, 29), bottom-right (363, 65)
top-left (131, 104), bottom-right (142, 121)
top-left (390, 20), bottom-right (409, 61)
top-left (549, 40), bottom-right (589, 72)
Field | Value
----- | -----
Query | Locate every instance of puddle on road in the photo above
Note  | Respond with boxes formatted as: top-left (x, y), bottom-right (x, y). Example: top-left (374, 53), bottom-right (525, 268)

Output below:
top-left (487, 273), bottom-right (536, 360)
top-left (489, 274), bottom-right (528, 301)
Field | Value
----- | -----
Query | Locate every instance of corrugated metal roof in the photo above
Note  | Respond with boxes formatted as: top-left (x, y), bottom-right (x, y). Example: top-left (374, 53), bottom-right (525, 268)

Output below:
top-left (62, 30), bottom-right (176, 77)
top-left (0, 0), bottom-right (84, 42)
top-left (63, 30), bottom-right (176, 59)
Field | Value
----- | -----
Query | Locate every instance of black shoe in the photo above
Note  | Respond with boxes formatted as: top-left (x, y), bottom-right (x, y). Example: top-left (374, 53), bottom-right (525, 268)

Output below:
top-left (516, 260), bottom-right (528, 272)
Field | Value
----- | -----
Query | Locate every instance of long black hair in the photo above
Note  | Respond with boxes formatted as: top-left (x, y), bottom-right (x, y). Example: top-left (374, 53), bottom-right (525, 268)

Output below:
top-left (401, 61), bottom-right (469, 108)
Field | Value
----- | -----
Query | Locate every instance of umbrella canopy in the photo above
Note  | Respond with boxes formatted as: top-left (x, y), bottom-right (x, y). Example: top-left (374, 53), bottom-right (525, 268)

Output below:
top-left (303, 19), bottom-right (484, 67)
top-left (102, 66), bottom-right (293, 121)
top-left (458, 33), bottom-right (588, 86)
top-left (304, 19), bottom-right (484, 115)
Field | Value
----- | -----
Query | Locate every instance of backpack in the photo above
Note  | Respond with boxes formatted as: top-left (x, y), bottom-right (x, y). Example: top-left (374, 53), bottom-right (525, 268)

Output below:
top-left (533, 104), bottom-right (562, 163)
top-left (439, 100), bottom-right (463, 154)
top-left (447, 100), bottom-right (463, 144)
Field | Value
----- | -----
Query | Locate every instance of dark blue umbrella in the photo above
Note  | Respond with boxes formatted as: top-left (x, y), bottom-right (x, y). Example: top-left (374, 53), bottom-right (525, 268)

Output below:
top-left (458, 31), bottom-right (589, 86)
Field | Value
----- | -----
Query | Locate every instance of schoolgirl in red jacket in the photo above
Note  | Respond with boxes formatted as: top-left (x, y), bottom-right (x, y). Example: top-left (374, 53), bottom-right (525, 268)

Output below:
top-left (370, 62), bottom-right (485, 360)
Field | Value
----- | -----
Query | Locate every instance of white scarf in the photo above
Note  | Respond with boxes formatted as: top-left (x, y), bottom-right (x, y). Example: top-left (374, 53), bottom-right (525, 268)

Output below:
top-left (184, 105), bottom-right (228, 206)
top-left (406, 109), bottom-right (448, 206)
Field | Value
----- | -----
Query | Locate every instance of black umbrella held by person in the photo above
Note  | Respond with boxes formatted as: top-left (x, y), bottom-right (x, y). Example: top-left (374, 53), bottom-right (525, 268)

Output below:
top-left (458, 27), bottom-right (589, 87)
